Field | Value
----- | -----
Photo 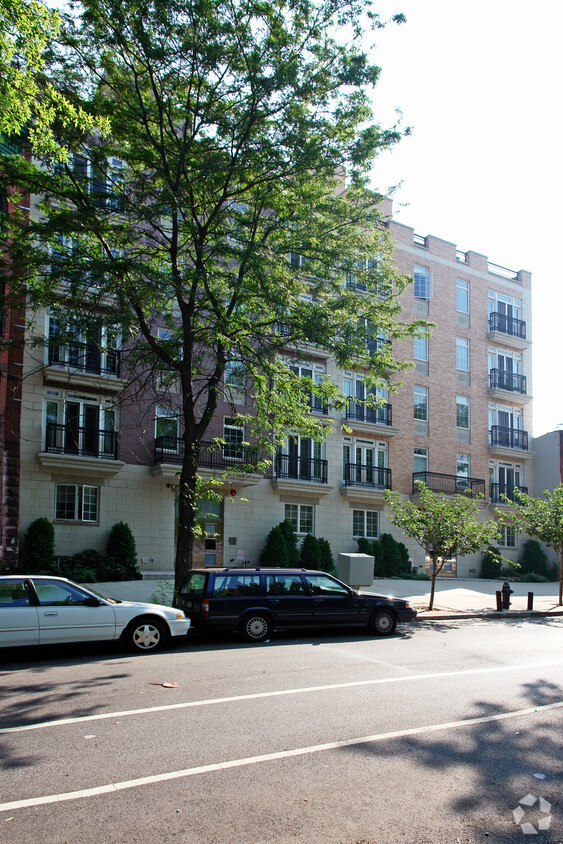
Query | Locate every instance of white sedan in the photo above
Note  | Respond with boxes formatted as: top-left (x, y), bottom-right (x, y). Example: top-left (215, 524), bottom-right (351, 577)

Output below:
top-left (0, 575), bottom-right (190, 653)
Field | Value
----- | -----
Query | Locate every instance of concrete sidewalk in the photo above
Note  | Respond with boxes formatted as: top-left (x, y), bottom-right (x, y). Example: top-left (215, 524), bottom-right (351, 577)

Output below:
top-left (368, 578), bottom-right (563, 621)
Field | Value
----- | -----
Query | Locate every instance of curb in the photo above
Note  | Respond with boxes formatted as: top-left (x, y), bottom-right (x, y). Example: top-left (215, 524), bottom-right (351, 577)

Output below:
top-left (414, 609), bottom-right (563, 622)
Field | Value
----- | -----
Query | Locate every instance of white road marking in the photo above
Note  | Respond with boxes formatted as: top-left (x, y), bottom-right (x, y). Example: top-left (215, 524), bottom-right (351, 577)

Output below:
top-left (1, 700), bottom-right (563, 813)
top-left (2, 660), bottom-right (563, 735)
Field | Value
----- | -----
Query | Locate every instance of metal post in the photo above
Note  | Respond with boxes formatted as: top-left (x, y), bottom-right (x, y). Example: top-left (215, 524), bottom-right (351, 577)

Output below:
top-left (496, 590), bottom-right (502, 611)
top-left (527, 592), bottom-right (534, 611)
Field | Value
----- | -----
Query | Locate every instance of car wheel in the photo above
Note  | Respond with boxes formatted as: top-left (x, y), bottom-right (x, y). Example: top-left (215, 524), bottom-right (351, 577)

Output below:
top-left (240, 612), bottom-right (272, 643)
top-left (369, 609), bottom-right (397, 636)
top-left (124, 618), bottom-right (168, 653)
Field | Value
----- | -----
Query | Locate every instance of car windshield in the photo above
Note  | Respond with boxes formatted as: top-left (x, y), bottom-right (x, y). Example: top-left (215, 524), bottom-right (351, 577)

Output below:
top-left (82, 585), bottom-right (121, 604)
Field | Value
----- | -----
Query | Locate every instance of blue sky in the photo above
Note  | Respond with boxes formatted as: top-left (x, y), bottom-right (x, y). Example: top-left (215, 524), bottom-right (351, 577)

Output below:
top-left (369, 0), bottom-right (562, 436)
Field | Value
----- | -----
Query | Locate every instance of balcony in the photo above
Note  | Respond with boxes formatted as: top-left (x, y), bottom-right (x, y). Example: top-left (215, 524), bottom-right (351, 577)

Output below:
top-left (152, 437), bottom-right (262, 485)
top-left (344, 463), bottom-right (391, 490)
top-left (274, 453), bottom-right (328, 484)
top-left (39, 422), bottom-right (123, 475)
top-left (488, 369), bottom-right (528, 399)
top-left (412, 471), bottom-right (485, 497)
top-left (345, 400), bottom-right (392, 427)
top-left (45, 345), bottom-right (125, 393)
top-left (489, 425), bottom-right (529, 451)
top-left (488, 312), bottom-right (529, 350)
top-left (490, 483), bottom-right (528, 504)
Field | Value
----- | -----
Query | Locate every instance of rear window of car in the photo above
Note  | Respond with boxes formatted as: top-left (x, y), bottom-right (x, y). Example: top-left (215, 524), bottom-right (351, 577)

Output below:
top-left (211, 574), bottom-right (261, 598)
top-left (182, 572), bottom-right (207, 597)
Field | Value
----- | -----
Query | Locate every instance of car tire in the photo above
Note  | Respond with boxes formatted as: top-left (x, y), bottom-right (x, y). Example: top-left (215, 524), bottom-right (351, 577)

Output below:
top-left (124, 617), bottom-right (168, 653)
top-left (368, 609), bottom-right (397, 636)
top-left (240, 612), bottom-right (272, 643)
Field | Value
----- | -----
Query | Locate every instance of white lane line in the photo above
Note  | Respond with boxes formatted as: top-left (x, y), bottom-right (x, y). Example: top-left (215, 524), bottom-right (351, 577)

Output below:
top-left (1, 699), bottom-right (563, 813)
top-left (2, 660), bottom-right (563, 735)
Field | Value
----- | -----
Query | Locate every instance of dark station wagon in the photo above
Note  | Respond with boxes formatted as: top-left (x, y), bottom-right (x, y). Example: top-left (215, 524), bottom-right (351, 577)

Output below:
top-left (179, 568), bottom-right (417, 642)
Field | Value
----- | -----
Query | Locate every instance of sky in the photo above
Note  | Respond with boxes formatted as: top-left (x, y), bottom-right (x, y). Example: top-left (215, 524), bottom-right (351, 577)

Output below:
top-left (366, 0), bottom-right (562, 437)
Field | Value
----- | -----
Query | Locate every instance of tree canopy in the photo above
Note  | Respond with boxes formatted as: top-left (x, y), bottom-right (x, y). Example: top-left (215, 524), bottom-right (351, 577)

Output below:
top-left (1, 0), bottom-right (424, 593)
top-left (385, 482), bottom-right (499, 610)
top-left (501, 486), bottom-right (563, 605)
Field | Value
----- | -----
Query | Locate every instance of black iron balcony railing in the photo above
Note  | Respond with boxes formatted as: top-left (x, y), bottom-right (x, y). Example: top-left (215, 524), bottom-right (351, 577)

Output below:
top-left (274, 453), bottom-right (328, 484)
top-left (45, 423), bottom-right (118, 460)
top-left (489, 426), bottom-right (529, 450)
top-left (48, 344), bottom-right (121, 378)
top-left (345, 399), bottom-right (392, 426)
top-left (308, 394), bottom-right (329, 415)
top-left (344, 463), bottom-right (391, 490)
top-left (490, 483), bottom-right (528, 504)
top-left (488, 312), bottom-right (526, 340)
top-left (489, 369), bottom-right (527, 395)
top-left (412, 471), bottom-right (485, 497)
top-left (154, 437), bottom-right (259, 470)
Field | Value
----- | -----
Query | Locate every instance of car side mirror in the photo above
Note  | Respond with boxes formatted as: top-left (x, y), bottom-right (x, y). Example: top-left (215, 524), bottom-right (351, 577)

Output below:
top-left (83, 596), bottom-right (102, 607)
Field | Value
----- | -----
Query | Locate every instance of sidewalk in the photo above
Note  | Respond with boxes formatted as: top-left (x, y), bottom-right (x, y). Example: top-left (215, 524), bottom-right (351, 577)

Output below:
top-left (367, 578), bottom-right (563, 621)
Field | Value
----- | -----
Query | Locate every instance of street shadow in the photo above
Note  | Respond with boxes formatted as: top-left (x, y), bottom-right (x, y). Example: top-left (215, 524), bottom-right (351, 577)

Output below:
top-left (338, 677), bottom-right (563, 841)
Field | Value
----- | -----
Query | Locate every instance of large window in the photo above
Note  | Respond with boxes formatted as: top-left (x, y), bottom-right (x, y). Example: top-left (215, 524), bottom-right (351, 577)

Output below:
top-left (497, 524), bottom-right (516, 548)
top-left (223, 417), bottom-right (244, 459)
top-left (456, 396), bottom-right (470, 429)
top-left (284, 503), bottom-right (314, 535)
top-left (225, 360), bottom-right (245, 405)
top-left (456, 280), bottom-right (469, 314)
top-left (414, 447), bottom-right (428, 475)
top-left (55, 484), bottom-right (98, 522)
top-left (413, 333), bottom-right (428, 362)
top-left (414, 264), bottom-right (433, 299)
top-left (414, 386), bottom-right (428, 421)
top-left (456, 454), bottom-right (470, 485)
top-left (456, 338), bottom-right (469, 371)
top-left (155, 406), bottom-right (180, 441)
top-left (352, 510), bottom-right (379, 539)
top-left (48, 314), bottom-right (120, 376)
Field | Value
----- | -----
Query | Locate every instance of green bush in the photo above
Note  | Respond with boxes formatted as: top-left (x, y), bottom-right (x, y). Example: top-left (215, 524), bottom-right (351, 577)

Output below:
top-left (279, 519), bottom-right (300, 566)
top-left (356, 534), bottom-right (411, 578)
top-left (411, 572), bottom-right (431, 580)
top-left (519, 572), bottom-right (549, 583)
top-left (300, 533), bottom-right (322, 569)
top-left (260, 525), bottom-right (289, 567)
top-left (317, 537), bottom-right (335, 574)
top-left (20, 518), bottom-right (55, 573)
top-left (481, 545), bottom-right (503, 579)
top-left (106, 521), bottom-right (139, 575)
top-left (519, 539), bottom-right (548, 577)
top-left (61, 549), bottom-right (140, 582)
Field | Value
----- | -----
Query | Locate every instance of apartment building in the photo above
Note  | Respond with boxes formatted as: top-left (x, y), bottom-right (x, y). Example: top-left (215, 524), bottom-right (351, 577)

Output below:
top-left (16, 200), bottom-right (533, 578)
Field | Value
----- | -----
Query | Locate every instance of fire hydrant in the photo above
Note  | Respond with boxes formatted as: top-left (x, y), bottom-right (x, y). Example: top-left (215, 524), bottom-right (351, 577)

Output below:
top-left (501, 580), bottom-right (513, 610)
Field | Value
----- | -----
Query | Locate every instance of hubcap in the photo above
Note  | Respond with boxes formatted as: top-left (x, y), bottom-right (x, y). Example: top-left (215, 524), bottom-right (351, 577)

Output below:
top-left (246, 617), bottom-right (268, 639)
top-left (134, 624), bottom-right (160, 649)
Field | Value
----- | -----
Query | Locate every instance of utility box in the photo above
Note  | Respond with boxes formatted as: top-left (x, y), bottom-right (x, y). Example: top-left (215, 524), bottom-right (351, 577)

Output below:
top-left (337, 553), bottom-right (374, 588)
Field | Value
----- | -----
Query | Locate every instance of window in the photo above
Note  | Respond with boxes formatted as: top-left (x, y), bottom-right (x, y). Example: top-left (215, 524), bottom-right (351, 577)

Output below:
top-left (223, 417), bottom-right (244, 459)
top-left (352, 510), bottom-right (379, 539)
top-left (414, 447), bottom-right (428, 474)
top-left (289, 362), bottom-right (327, 414)
top-left (47, 314), bottom-right (120, 376)
top-left (44, 394), bottom-right (117, 459)
top-left (456, 454), bottom-right (470, 485)
top-left (498, 524), bottom-right (516, 548)
top-left (413, 333), bottom-right (428, 362)
top-left (456, 338), bottom-right (469, 371)
top-left (414, 265), bottom-right (433, 299)
top-left (285, 503), bottom-right (313, 534)
top-left (456, 280), bottom-right (469, 314)
top-left (414, 386), bottom-right (428, 421)
top-left (225, 360), bottom-right (245, 404)
top-left (155, 406), bottom-right (180, 442)
top-left (55, 484), bottom-right (98, 522)
top-left (456, 396), bottom-right (470, 429)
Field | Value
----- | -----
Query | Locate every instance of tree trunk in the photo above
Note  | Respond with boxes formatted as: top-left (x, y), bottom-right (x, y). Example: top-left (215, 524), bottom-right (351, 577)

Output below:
top-left (173, 441), bottom-right (199, 603)
top-left (558, 547), bottom-right (563, 606)
top-left (428, 557), bottom-right (438, 611)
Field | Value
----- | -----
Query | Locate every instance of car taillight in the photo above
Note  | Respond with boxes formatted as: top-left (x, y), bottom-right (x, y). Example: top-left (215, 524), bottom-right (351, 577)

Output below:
top-left (202, 599), bottom-right (209, 618)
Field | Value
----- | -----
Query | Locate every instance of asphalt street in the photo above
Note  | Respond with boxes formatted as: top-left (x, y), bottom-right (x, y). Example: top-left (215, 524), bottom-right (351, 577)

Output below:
top-left (1, 616), bottom-right (563, 843)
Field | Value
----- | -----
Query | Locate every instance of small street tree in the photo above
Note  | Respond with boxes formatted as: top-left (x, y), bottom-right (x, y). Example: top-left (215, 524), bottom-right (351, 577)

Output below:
top-left (1, 0), bottom-right (425, 596)
top-left (385, 482), bottom-right (500, 610)
top-left (500, 485), bottom-right (563, 605)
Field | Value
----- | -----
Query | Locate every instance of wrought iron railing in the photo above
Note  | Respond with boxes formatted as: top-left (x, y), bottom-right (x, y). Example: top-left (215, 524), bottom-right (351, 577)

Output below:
top-left (344, 464), bottom-right (391, 490)
top-left (274, 453), bottom-right (328, 484)
top-left (490, 483), bottom-right (528, 503)
top-left (489, 369), bottom-right (527, 394)
top-left (489, 426), bottom-right (528, 450)
top-left (345, 400), bottom-right (392, 426)
top-left (488, 311), bottom-right (526, 339)
top-left (48, 344), bottom-right (121, 377)
top-left (412, 471), bottom-right (485, 497)
top-left (154, 437), bottom-right (259, 470)
top-left (45, 423), bottom-right (118, 460)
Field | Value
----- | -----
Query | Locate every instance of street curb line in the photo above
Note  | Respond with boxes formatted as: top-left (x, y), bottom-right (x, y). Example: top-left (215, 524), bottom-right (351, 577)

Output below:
top-left (415, 609), bottom-right (563, 622)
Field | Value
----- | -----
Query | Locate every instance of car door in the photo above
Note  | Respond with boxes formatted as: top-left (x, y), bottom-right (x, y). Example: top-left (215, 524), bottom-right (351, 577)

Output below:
top-left (0, 579), bottom-right (39, 647)
top-left (303, 574), bottom-right (362, 625)
top-left (264, 574), bottom-right (315, 626)
top-left (31, 579), bottom-right (117, 644)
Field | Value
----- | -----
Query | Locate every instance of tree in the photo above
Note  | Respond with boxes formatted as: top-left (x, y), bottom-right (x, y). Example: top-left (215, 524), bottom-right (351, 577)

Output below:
top-left (19, 516), bottom-right (54, 572)
top-left (1, 0), bottom-right (424, 597)
top-left (501, 486), bottom-right (563, 604)
top-left (384, 482), bottom-right (499, 610)
top-left (300, 533), bottom-right (321, 569)
top-left (0, 0), bottom-right (103, 157)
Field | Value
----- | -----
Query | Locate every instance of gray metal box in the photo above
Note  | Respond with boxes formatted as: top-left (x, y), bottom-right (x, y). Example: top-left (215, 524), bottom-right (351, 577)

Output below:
top-left (337, 553), bottom-right (374, 587)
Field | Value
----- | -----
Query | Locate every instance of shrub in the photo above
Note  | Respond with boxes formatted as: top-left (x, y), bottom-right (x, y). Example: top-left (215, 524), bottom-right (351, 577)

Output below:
top-left (300, 533), bottom-right (322, 569)
top-left (356, 534), bottom-right (409, 577)
top-left (20, 518), bottom-right (55, 573)
top-left (519, 539), bottom-right (548, 577)
top-left (260, 525), bottom-right (289, 567)
top-left (520, 572), bottom-right (549, 583)
top-left (481, 545), bottom-right (503, 579)
top-left (107, 522), bottom-right (138, 570)
top-left (279, 519), bottom-right (300, 567)
top-left (317, 537), bottom-right (335, 573)
top-left (411, 572), bottom-right (431, 580)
